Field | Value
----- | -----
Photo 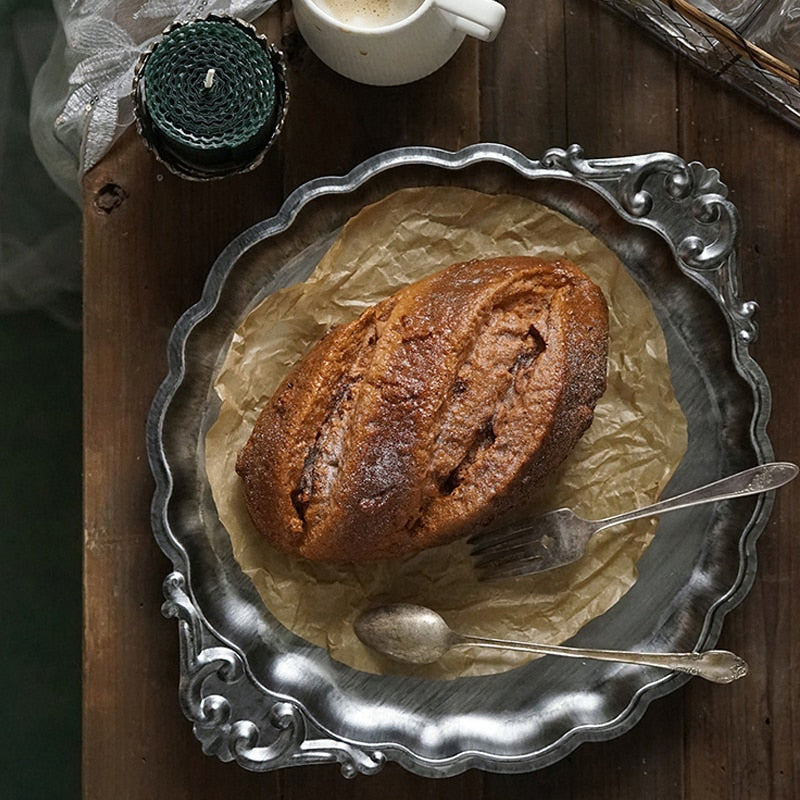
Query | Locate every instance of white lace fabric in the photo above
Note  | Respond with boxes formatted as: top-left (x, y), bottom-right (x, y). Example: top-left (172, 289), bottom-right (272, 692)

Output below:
top-left (30, 0), bottom-right (277, 201)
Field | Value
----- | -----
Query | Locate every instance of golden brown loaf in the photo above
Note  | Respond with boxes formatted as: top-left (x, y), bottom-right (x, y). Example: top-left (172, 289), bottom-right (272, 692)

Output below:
top-left (236, 256), bottom-right (609, 562)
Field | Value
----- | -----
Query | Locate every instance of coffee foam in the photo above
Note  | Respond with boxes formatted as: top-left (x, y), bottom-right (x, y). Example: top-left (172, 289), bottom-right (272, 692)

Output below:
top-left (311, 0), bottom-right (423, 28)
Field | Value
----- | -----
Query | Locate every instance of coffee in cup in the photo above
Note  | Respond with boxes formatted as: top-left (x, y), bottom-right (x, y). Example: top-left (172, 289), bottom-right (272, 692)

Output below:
top-left (311, 0), bottom-right (424, 28)
top-left (294, 0), bottom-right (506, 85)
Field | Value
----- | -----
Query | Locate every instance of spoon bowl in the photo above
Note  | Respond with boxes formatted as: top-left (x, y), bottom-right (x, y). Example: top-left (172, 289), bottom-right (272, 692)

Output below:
top-left (355, 603), bottom-right (456, 664)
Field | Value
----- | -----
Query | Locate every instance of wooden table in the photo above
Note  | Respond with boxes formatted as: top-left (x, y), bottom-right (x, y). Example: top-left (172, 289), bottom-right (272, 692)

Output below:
top-left (82, 1), bottom-right (800, 797)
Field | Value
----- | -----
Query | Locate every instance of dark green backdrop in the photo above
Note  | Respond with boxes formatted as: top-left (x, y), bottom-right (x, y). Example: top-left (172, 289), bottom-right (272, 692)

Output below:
top-left (1, 2), bottom-right (82, 797)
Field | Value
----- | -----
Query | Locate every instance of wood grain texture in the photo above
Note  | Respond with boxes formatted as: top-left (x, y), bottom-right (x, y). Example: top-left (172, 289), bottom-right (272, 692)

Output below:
top-left (82, 0), bottom-right (800, 796)
top-left (675, 55), bottom-right (800, 800)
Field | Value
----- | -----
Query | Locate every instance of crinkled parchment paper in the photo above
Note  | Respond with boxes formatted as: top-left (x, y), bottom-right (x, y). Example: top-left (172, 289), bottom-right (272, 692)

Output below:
top-left (206, 186), bottom-right (687, 679)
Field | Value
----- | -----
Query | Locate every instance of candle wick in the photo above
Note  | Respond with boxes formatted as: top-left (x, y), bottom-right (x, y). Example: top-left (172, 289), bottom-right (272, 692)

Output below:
top-left (203, 68), bottom-right (216, 90)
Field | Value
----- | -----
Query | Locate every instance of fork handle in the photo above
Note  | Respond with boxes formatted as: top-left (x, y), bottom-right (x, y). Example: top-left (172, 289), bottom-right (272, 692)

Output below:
top-left (456, 635), bottom-right (748, 683)
top-left (595, 462), bottom-right (797, 532)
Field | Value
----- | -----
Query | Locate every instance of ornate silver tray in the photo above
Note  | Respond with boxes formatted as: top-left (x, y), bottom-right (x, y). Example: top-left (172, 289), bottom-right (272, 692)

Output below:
top-left (146, 143), bottom-right (773, 777)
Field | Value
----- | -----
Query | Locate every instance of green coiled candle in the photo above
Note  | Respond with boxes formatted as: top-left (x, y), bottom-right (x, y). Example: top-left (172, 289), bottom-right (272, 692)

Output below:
top-left (134, 16), bottom-right (288, 179)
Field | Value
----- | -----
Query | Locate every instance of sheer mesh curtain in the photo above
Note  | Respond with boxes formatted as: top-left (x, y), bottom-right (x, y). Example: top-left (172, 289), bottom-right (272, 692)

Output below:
top-left (0, 0), bottom-right (275, 322)
top-left (1, 1), bottom-right (81, 324)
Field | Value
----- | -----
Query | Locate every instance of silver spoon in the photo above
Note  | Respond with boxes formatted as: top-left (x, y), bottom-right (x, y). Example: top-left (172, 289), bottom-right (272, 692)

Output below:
top-left (354, 603), bottom-right (748, 683)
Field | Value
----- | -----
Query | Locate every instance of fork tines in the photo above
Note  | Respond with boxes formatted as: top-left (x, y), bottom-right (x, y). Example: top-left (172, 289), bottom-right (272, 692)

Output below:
top-left (468, 524), bottom-right (549, 581)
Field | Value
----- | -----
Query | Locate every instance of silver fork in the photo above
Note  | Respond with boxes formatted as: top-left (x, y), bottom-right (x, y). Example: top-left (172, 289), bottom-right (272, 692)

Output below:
top-left (469, 462), bottom-right (798, 581)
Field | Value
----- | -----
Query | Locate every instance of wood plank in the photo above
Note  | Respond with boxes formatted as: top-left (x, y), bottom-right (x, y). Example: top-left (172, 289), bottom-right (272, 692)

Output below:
top-left (279, 763), bottom-right (485, 799)
top-left (82, 127), bottom-right (288, 800)
top-left (676, 60), bottom-right (800, 800)
top-left (480, 0), bottom-right (569, 154)
top-left (564, 0), bottom-right (680, 155)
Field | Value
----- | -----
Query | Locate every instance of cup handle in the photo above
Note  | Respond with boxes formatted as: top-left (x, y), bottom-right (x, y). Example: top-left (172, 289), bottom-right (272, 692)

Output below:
top-left (432, 0), bottom-right (506, 42)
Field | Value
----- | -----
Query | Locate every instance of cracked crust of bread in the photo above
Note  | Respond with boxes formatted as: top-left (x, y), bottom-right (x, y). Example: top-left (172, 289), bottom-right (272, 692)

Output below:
top-left (236, 256), bottom-right (609, 562)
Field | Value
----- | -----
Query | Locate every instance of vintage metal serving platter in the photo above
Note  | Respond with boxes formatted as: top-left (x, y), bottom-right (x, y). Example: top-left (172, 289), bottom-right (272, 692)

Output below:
top-left (146, 143), bottom-right (773, 776)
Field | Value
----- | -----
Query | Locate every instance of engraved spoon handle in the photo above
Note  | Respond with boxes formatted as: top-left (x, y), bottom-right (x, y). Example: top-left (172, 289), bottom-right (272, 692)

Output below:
top-left (593, 462), bottom-right (797, 533)
top-left (456, 634), bottom-right (748, 683)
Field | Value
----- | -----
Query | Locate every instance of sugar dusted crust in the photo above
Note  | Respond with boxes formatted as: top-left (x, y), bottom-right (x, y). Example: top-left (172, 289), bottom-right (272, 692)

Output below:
top-left (235, 256), bottom-right (609, 562)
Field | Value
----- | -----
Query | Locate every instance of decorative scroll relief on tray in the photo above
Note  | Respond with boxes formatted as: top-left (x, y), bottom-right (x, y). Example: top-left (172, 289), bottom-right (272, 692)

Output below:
top-left (163, 572), bottom-right (386, 775)
top-left (541, 145), bottom-right (757, 343)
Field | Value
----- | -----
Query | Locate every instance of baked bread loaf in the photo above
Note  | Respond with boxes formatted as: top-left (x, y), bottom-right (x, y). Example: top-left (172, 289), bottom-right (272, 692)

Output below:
top-left (236, 256), bottom-right (608, 562)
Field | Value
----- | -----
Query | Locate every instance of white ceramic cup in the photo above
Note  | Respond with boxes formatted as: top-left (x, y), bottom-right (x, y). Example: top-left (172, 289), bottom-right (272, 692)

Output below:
top-left (292, 0), bottom-right (506, 85)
